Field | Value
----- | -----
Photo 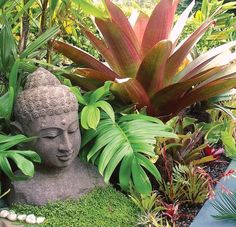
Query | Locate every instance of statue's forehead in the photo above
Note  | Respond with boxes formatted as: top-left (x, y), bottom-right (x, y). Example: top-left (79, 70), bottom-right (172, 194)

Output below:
top-left (30, 111), bottom-right (78, 131)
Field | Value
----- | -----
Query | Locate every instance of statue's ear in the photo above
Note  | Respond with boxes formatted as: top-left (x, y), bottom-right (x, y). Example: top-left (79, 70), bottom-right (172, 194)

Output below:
top-left (10, 121), bottom-right (24, 135)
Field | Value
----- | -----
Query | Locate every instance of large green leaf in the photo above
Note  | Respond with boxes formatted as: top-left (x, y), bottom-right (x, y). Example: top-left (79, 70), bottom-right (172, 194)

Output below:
top-left (83, 114), bottom-right (177, 194)
top-left (0, 134), bottom-right (40, 180)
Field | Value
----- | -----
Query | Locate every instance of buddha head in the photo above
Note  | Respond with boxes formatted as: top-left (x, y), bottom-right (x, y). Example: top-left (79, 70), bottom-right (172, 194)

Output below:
top-left (13, 68), bottom-right (81, 168)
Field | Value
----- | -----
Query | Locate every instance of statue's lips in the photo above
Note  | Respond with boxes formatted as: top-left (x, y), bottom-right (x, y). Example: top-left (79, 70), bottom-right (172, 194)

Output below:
top-left (56, 153), bottom-right (73, 161)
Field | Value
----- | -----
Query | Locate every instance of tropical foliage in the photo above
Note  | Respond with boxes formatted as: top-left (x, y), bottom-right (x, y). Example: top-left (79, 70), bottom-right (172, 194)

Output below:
top-left (52, 0), bottom-right (236, 120)
top-left (212, 192), bottom-right (236, 220)
top-left (0, 134), bottom-right (41, 180)
top-left (81, 113), bottom-right (177, 194)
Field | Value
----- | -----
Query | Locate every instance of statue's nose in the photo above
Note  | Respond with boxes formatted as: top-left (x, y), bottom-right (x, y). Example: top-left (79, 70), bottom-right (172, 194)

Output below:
top-left (58, 132), bottom-right (73, 153)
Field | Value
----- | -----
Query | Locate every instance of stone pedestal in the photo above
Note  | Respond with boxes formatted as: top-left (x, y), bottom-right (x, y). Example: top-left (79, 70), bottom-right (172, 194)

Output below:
top-left (7, 159), bottom-right (105, 205)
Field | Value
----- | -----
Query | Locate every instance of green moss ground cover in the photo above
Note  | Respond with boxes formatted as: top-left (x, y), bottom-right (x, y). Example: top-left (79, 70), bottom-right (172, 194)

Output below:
top-left (12, 186), bottom-right (140, 227)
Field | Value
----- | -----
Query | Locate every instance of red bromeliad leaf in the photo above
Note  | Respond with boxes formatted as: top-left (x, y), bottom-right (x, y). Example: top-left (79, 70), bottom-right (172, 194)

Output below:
top-left (110, 78), bottom-right (153, 113)
top-left (165, 20), bottom-right (214, 85)
top-left (95, 18), bottom-right (141, 78)
top-left (133, 12), bottom-right (149, 48)
top-left (176, 41), bottom-right (236, 82)
top-left (173, 77), bottom-right (236, 117)
top-left (170, 0), bottom-right (195, 48)
top-left (151, 67), bottom-right (223, 117)
top-left (51, 40), bottom-right (119, 79)
top-left (141, 0), bottom-right (179, 55)
top-left (104, 0), bottom-right (140, 53)
top-left (74, 68), bottom-right (117, 82)
top-left (79, 25), bottom-right (119, 73)
top-left (195, 63), bottom-right (236, 88)
top-left (136, 40), bottom-right (172, 96)
top-left (63, 73), bottom-right (102, 91)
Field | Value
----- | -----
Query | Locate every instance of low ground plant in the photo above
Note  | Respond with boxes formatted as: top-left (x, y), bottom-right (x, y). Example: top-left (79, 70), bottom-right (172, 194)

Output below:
top-left (12, 186), bottom-right (140, 227)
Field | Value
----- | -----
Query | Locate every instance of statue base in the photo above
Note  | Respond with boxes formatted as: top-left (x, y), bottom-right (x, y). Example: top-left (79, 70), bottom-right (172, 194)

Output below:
top-left (7, 159), bottom-right (105, 205)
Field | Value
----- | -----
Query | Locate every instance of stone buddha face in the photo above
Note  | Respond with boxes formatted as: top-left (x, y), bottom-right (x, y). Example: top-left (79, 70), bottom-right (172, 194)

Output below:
top-left (13, 68), bottom-right (81, 168)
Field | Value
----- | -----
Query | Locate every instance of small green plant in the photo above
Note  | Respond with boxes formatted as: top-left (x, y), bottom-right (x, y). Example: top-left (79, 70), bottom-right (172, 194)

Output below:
top-left (71, 81), bottom-right (114, 130)
top-left (13, 186), bottom-right (140, 227)
top-left (0, 134), bottom-right (41, 180)
top-left (159, 164), bottom-right (214, 204)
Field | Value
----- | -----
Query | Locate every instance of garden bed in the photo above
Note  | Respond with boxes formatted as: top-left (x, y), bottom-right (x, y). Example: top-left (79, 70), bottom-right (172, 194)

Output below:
top-left (176, 159), bottom-right (235, 227)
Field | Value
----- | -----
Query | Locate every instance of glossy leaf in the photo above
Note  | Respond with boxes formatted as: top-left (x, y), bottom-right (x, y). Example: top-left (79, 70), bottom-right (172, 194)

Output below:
top-left (170, 0), bottom-right (195, 48)
top-left (83, 114), bottom-right (177, 194)
top-left (96, 18), bottom-right (141, 77)
top-left (165, 20), bottom-right (214, 85)
top-left (52, 40), bottom-right (119, 80)
top-left (141, 0), bottom-right (178, 54)
top-left (177, 41), bottom-right (236, 82)
top-left (104, 0), bottom-right (140, 53)
top-left (136, 40), bottom-right (172, 95)
top-left (111, 78), bottom-right (151, 110)
top-left (132, 12), bottom-right (149, 48)
top-left (79, 25), bottom-right (119, 72)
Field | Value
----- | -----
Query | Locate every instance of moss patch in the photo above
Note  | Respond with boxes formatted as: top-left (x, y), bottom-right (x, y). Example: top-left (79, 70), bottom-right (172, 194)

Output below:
top-left (12, 186), bottom-right (139, 227)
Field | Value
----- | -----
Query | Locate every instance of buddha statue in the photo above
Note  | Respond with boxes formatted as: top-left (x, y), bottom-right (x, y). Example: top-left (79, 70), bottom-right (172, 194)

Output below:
top-left (7, 68), bottom-right (104, 205)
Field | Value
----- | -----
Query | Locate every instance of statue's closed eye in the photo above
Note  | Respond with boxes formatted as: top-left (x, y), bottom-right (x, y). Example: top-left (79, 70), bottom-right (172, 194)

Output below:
top-left (68, 121), bottom-right (78, 133)
top-left (39, 129), bottom-right (61, 139)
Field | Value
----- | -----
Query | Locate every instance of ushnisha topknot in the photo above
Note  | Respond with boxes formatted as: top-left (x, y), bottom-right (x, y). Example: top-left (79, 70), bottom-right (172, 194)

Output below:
top-left (14, 68), bottom-right (78, 124)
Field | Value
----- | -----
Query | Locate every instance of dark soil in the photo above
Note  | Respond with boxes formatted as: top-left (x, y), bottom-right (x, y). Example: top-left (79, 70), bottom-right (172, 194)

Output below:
top-left (176, 155), bottom-right (230, 227)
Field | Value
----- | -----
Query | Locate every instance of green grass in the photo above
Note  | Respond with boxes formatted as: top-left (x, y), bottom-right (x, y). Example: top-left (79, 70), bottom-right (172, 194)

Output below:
top-left (12, 186), bottom-right (140, 227)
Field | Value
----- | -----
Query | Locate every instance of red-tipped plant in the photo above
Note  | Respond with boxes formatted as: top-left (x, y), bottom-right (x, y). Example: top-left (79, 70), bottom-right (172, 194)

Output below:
top-left (52, 0), bottom-right (236, 120)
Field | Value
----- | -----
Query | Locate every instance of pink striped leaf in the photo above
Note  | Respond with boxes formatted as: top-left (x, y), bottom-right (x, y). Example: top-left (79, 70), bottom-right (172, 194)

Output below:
top-left (51, 40), bottom-right (119, 79)
top-left (111, 78), bottom-right (152, 112)
top-left (79, 25), bottom-right (119, 73)
top-left (141, 0), bottom-right (179, 55)
top-left (104, 0), bottom-right (140, 53)
top-left (133, 12), bottom-right (149, 48)
top-left (136, 40), bottom-right (172, 96)
top-left (96, 18), bottom-right (141, 78)
top-left (176, 40), bottom-right (236, 82)
top-left (151, 67), bottom-right (223, 117)
top-left (165, 20), bottom-right (214, 85)
top-left (170, 0), bottom-right (195, 48)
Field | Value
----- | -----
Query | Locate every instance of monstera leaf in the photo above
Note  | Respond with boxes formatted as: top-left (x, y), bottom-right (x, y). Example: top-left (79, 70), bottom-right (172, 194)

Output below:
top-left (81, 114), bottom-right (177, 194)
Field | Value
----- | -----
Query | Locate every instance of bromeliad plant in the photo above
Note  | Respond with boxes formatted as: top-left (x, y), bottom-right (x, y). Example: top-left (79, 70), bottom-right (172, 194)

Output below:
top-left (52, 0), bottom-right (236, 120)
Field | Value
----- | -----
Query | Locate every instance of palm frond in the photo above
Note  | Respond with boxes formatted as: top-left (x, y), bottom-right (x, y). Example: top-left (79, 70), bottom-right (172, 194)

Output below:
top-left (212, 192), bottom-right (236, 220)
